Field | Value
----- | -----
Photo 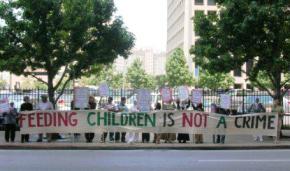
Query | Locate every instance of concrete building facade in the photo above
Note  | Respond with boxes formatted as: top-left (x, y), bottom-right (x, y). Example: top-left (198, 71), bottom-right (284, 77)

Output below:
top-left (167, 0), bottom-right (249, 89)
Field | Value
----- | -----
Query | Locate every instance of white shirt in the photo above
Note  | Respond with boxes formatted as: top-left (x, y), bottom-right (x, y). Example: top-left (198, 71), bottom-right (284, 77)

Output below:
top-left (37, 101), bottom-right (53, 110)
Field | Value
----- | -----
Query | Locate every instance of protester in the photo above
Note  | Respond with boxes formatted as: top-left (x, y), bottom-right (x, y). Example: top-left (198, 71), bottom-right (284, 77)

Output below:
top-left (36, 95), bottom-right (53, 142)
top-left (248, 98), bottom-right (266, 142)
top-left (214, 107), bottom-right (230, 144)
top-left (127, 100), bottom-right (140, 144)
top-left (20, 96), bottom-right (33, 143)
top-left (115, 97), bottom-right (128, 143)
top-left (160, 100), bottom-right (176, 143)
top-left (84, 96), bottom-right (97, 143)
top-left (153, 102), bottom-right (162, 144)
top-left (177, 99), bottom-right (190, 143)
top-left (193, 103), bottom-right (204, 144)
top-left (3, 102), bottom-right (18, 143)
top-left (101, 97), bottom-right (116, 143)
top-left (271, 99), bottom-right (283, 142)
top-left (211, 103), bottom-right (218, 144)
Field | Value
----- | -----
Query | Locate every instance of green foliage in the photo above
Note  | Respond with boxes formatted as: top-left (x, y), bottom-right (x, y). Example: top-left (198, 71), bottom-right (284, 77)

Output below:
top-left (155, 75), bottom-right (168, 89)
top-left (166, 48), bottom-right (195, 87)
top-left (126, 58), bottom-right (155, 90)
top-left (81, 64), bottom-right (123, 89)
top-left (21, 78), bottom-right (46, 90)
top-left (0, 0), bottom-right (134, 104)
top-left (191, 0), bottom-right (290, 103)
top-left (198, 69), bottom-right (234, 89)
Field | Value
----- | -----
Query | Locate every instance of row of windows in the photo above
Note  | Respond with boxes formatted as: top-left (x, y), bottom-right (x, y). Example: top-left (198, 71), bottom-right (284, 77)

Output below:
top-left (195, 0), bottom-right (216, 6)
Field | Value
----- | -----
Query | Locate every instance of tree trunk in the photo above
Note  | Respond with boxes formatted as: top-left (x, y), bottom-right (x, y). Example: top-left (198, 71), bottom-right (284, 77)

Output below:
top-left (47, 74), bottom-right (56, 109)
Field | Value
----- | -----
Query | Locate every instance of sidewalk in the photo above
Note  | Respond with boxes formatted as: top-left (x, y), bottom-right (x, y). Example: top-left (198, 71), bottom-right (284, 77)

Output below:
top-left (0, 132), bottom-right (289, 150)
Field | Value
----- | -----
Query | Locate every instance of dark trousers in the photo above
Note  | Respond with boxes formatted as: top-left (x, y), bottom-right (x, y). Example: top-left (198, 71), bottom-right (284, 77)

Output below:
top-left (213, 134), bottom-right (225, 143)
top-left (21, 134), bottom-right (30, 143)
top-left (142, 133), bottom-right (150, 142)
top-left (85, 133), bottom-right (95, 142)
top-left (5, 124), bottom-right (16, 142)
top-left (102, 132), bottom-right (114, 141)
top-left (115, 132), bottom-right (126, 142)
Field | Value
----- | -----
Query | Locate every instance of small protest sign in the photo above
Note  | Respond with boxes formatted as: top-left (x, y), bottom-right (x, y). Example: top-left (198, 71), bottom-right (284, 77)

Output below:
top-left (177, 86), bottom-right (189, 101)
top-left (137, 89), bottom-right (152, 112)
top-left (0, 98), bottom-right (10, 113)
top-left (98, 83), bottom-right (110, 97)
top-left (220, 94), bottom-right (231, 109)
top-left (74, 87), bottom-right (89, 109)
top-left (160, 87), bottom-right (172, 103)
top-left (191, 89), bottom-right (203, 104)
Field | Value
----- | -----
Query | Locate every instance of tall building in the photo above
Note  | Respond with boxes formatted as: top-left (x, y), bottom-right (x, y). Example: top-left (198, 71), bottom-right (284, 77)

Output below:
top-left (167, 0), bottom-right (249, 89)
top-left (115, 49), bottom-right (166, 76)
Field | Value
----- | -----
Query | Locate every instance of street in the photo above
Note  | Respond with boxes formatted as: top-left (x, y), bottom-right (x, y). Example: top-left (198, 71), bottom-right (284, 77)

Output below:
top-left (0, 150), bottom-right (290, 171)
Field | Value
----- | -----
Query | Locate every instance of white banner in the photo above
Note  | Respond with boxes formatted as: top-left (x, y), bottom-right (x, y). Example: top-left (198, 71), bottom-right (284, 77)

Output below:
top-left (19, 110), bottom-right (278, 137)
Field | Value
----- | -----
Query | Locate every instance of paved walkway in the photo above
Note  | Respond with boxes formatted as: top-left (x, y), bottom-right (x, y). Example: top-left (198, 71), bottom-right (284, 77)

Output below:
top-left (0, 132), bottom-right (289, 149)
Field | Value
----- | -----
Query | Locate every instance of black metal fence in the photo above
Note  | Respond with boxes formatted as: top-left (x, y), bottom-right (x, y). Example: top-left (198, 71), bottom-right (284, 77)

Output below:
top-left (1, 88), bottom-right (290, 129)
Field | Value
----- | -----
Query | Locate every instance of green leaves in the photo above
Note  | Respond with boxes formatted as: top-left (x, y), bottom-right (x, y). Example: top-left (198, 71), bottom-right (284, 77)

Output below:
top-left (166, 48), bottom-right (195, 87)
top-left (126, 58), bottom-right (155, 90)
top-left (0, 0), bottom-right (134, 104)
top-left (198, 69), bottom-right (234, 89)
top-left (191, 0), bottom-right (290, 101)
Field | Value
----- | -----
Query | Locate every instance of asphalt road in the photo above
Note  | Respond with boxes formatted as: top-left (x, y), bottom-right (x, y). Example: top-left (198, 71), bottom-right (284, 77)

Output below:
top-left (0, 150), bottom-right (290, 171)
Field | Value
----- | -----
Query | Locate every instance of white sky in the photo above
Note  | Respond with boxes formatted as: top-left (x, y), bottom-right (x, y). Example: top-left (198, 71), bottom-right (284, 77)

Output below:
top-left (114, 0), bottom-right (167, 52)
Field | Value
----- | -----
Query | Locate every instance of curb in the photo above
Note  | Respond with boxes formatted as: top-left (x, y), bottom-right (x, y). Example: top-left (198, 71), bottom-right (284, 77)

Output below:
top-left (1, 143), bottom-right (290, 150)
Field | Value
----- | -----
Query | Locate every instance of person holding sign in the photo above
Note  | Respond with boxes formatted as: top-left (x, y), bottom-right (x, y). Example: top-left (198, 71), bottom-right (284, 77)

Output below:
top-left (193, 103), bottom-right (204, 144)
top-left (248, 98), bottom-right (266, 142)
top-left (101, 97), bottom-right (116, 143)
top-left (177, 98), bottom-right (190, 143)
top-left (3, 102), bottom-right (18, 142)
top-left (85, 96), bottom-right (97, 143)
top-left (20, 96), bottom-right (33, 143)
top-left (115, 97), bottom-right (128, 143)
top-left (36, 95), bottom-right (53, 142)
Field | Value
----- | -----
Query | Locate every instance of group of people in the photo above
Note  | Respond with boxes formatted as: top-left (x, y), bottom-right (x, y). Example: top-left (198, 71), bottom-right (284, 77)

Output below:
top-left (2, 95), bottom-right (53, 143)
top-left (1, 94), bottom-right (273, 144)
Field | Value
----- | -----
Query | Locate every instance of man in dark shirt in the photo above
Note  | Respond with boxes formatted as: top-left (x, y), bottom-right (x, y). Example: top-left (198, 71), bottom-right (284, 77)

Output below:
top-left (20, 96), bottom-right (33, 143)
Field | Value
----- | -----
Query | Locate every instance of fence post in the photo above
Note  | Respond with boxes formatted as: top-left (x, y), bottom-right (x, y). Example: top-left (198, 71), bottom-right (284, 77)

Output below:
top-left (242, 89), bottom-right (245, 114)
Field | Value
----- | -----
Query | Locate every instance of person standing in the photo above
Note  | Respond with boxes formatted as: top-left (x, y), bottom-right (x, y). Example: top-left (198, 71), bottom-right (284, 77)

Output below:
top-left (3, 102), bottom-right (18, 143)
top-left (101, 97), bottom-right (115, 143)
top-left (20, 96), bottom-right (33, 143)
top-left (36, 95), bottom-right (53, 142)
top-left (193, 103), bottom-right (204, 144)
top-left (115, 97), bottom-right (128, 143)
top-left (153, 102), bottom-right (162, 144)
top-left (85, 96), bottom-right (97, 143)
top-left (127, 100), bottom-right (140, 144)
top-left (177, 99), bottom-right (190, 143)
top-left (160, 99), bottom-right (176, 143)
top-left (248, 98), bottom-right (266, 142)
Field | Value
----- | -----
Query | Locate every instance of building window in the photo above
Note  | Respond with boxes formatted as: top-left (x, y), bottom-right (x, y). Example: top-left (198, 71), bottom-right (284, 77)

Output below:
top-left (234, 68), bottom-right (242, 77)
top-left (194, 11), bottom-right (204, 36)
top-left (207, 0), bottom-right (216, 5)
top-left (234, 84), bottom-right (242, 89)
top-left (195, 0), bottom-right (204, 5)
top-left (207, 11), bottom-right (217, 20)
top-left (246, 84), bottom-right (253, 90)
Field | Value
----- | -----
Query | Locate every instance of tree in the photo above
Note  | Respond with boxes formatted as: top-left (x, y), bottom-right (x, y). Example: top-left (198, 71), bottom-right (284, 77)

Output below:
top-left (0, 0), bottom-right (134, 106)
top-left (191, 0), bottom-right (290, 105)
top-left (166, 48), bottom-right (195, 87)
top-left (155, 75), bottom-right (168, 89)
top-left (198, 69), bottom-right (234, 89)
top-left (81, 64), bottom-right (123, 89)
top-left (126, 58), bottom-right (155, 90)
